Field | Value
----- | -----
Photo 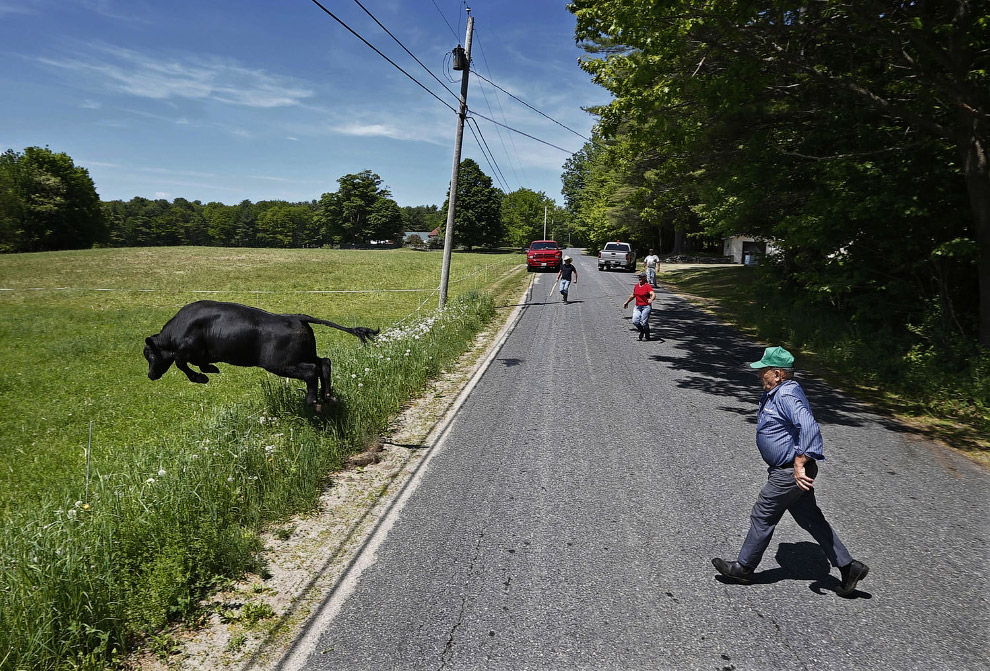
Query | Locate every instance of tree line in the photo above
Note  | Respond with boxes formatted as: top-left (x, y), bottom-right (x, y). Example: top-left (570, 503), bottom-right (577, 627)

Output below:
top-left (563, 0), bottom-right (988, 350)
top-left (0, 148), bottom-right (570, 253)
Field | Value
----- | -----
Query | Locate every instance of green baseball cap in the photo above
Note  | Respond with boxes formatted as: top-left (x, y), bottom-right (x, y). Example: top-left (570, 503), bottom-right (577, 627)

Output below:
top-left (749, 346), bottom-right (794, 369)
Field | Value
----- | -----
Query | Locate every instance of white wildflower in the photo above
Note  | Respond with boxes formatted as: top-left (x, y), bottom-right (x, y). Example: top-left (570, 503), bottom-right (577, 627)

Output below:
top-left (145, 478), bottom-right (155, 485)
top-left (158, 468), bottom-right (166, 477)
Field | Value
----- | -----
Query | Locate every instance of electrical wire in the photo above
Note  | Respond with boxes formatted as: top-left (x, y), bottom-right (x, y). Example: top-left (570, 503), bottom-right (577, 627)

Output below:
top-left (430, 0), bottom-right (460, 41)
top-left (473, 33), bottom-right (524, 188)
top-left (465, 120), bottom-right (507, 192)
top-left (350, 0), bottom-right (460, 103)
top-left (471, 69), bottom-right (591, 142)
top-left (466, 116), bottom-right (510, 192)
top-left (468, 109), bottom-right (573, 153)
top-left (308, 1), bottom-right (577, 160)
top-left (308, 0), bottom-right (458, 114)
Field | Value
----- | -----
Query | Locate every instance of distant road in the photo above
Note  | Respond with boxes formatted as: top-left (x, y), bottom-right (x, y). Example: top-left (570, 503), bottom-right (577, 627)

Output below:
top-left (283, 249), bottom-right (990, 671)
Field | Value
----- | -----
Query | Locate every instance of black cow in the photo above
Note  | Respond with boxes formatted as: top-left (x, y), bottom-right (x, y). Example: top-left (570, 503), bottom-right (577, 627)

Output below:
top-left (144, 300), bottom-right (377, 410)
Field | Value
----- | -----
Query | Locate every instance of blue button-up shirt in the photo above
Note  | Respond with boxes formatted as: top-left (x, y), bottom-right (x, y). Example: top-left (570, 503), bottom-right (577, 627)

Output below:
top-left (756, 379), bottom-right (825, 467)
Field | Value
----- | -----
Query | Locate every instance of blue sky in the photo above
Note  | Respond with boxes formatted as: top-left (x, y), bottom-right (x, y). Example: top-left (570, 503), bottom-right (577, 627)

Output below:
top-left (0, 0), bottom-right (607, 207)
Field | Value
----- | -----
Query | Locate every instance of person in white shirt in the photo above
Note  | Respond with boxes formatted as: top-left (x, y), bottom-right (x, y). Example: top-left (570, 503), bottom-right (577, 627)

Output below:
top-left (643, 249), bottom-right (660, 287)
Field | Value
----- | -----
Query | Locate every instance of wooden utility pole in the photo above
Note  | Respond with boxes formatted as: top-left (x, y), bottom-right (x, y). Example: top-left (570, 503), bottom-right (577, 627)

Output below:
top-left (438, 10), bottom-right (474, 308)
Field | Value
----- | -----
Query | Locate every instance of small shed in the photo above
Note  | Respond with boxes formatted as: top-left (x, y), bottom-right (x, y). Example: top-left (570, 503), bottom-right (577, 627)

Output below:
top-left (723, 236), bottom-right (778, 265)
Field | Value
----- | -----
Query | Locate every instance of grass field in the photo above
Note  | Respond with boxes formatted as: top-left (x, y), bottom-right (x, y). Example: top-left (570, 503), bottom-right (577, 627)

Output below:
top-left (0, 246), bottom-right (528, 670)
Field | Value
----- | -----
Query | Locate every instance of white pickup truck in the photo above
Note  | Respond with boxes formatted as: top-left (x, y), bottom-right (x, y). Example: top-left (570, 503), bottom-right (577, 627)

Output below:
top-left (598, 241), bottom-right (636, 272)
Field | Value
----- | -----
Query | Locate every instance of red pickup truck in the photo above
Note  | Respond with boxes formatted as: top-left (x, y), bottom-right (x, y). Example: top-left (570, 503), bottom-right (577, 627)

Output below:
top-left (526, 240), bottom-right (562, 272)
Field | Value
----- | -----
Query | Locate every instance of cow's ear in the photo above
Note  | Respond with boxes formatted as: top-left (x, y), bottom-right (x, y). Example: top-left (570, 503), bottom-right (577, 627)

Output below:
top-left (146, 335), bottom-right (158, 348)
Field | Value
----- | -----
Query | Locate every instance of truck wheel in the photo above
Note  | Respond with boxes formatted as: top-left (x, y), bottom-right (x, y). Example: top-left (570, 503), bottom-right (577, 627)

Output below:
top-left (527, 266), bottom-right (533, 272)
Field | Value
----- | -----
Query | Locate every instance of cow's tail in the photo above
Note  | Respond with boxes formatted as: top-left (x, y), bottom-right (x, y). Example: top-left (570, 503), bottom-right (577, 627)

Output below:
top-left (297, 316), bottom-right (379, 344)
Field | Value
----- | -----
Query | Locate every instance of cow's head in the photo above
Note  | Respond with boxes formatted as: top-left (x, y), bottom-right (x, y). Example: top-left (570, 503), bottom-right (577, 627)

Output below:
top-left (144, 335), bottom-right (174, 380)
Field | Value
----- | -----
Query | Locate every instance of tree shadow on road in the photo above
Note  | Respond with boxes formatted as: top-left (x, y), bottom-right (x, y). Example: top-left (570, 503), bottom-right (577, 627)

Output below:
top-left (647, 295), bottom-right (902, 431)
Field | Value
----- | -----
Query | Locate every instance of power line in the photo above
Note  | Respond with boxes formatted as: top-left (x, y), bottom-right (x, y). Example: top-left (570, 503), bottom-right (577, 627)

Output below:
top-left (465, 120), bottom-right (507, 192)
top-left (350, 0), bottom-right (459, 103)
top-left (430, 0), bottom-right (460, 41)
top-left (467, 116), bottom-right (510, 192)
top-left (308, 0), bottom-right (457, 114)
top-left (308, 2), bottom-right (577, 159)
top-left (473, 32), bottom-right (524, 188)
top-left (470, 69), bottom-right (592, 142)
top-left (468, 110), bottom-right (573, 153)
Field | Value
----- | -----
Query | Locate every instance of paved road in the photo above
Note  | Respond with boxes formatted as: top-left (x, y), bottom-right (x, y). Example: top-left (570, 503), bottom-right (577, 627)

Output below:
top-left (285, 250), bottom-right (990, 670)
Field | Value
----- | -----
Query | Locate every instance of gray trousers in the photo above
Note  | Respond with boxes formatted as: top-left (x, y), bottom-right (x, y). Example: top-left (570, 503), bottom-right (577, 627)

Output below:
top-left (738, 460), bottom-right (853, 569)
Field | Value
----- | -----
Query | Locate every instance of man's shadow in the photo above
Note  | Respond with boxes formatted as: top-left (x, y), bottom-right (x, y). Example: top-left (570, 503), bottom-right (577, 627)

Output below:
top-left (715, 542), bottom-right (872, 599)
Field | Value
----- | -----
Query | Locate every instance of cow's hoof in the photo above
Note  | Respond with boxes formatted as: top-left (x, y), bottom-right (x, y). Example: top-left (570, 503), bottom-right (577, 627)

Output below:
top-left (193, 373), bottom-right (209, 384)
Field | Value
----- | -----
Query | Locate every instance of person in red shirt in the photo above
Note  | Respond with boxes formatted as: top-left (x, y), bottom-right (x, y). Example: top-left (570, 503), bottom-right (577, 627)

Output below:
top-left (623, 272), bottom-right (655, 341)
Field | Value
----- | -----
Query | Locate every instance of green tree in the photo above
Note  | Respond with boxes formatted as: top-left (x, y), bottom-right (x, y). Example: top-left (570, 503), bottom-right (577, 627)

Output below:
top-left (204, 202), bottom-right (239, 246)
top-left (400, 205), bottom-right (444, 234)
top-left (255, 202), bottom-right (314, 248)
top-left (0, 147), bottom-right (105, 252)
top-left (569, 0), bottom-right (989, 343)
top-left (438, 159), bottom-right (503, 250)
top-left (501, 188), bottom-right (555, 247)
top-left (368, 198), bottom-right (404, 244)
top-left (316, 170), bottom-right (398, 246)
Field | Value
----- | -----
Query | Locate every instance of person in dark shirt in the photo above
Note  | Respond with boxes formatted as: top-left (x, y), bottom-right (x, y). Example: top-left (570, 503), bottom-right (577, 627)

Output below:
top-left (711, 346), bottom-right (870, 597)
top-left (555, 256), bottom-right (578, 303)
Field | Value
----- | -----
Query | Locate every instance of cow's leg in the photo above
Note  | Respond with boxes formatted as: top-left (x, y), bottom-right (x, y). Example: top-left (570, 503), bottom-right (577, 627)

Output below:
top-left (175, 353), bottom-right (210, 383)
top-left (199, 364), bottom-right (220, 373)
top-left (319, 357), bottom-right (336, 403)
top-left (268, 362), bottom-right (322, 409)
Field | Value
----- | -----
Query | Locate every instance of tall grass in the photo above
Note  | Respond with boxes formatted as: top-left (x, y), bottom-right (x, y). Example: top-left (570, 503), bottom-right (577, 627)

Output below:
top-left (0, 247), bottom-right (518, 670)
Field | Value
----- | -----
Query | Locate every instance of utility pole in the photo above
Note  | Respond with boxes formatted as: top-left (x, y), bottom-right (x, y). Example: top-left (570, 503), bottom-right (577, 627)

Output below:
top-left (543, 205), bottom-right (547, 239)
top-left (438, 9), bottom-right (474, 308)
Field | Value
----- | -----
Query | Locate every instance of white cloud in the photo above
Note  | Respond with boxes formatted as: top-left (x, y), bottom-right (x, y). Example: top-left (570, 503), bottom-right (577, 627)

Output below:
top-left (36, 43), bottom-right (313, 108)
top-left (0, 0), bottom-right (41, 18)
top-left (153, 191), bottom-right (172, 199)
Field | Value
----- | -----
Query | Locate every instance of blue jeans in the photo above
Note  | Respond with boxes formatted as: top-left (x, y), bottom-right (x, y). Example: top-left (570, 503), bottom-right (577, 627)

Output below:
top-left (646, 267), bottom-right (656, 286)
top-left (559, 279), bottom-right (571, 295)
top-left (632, 304), bottom-right (652, 329)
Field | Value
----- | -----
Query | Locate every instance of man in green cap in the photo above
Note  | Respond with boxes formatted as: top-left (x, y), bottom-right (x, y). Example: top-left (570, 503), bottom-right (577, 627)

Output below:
top-left (711, 346), bottom-right (870, 597)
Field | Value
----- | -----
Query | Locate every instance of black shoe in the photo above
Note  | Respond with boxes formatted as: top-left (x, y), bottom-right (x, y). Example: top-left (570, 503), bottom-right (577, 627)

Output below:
top-left (638, 331), bottom-right (644, 341)
top-left (711, 558), bottom-right (754, 584)
top-left (837, 560), bottom-right (869, 596)
top-left (643, 331), bottom-right (651, 341)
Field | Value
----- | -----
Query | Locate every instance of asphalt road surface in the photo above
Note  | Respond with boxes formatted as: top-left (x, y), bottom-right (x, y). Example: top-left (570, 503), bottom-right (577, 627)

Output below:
top-left (282, 250), bottom-right (990, 671)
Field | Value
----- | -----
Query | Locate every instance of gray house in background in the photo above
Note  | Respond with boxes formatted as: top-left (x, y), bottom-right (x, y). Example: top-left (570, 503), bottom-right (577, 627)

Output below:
top-left (723, 236), bottom-right (778, 265)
